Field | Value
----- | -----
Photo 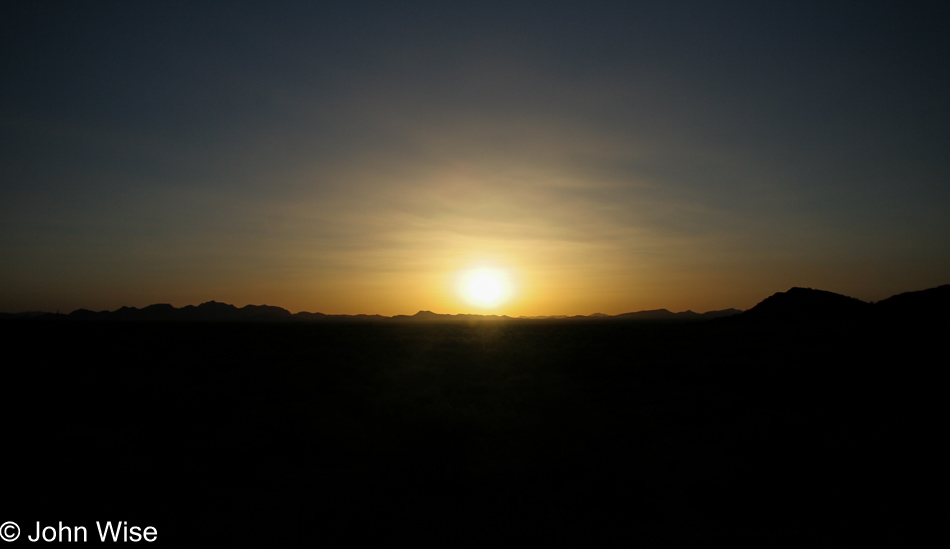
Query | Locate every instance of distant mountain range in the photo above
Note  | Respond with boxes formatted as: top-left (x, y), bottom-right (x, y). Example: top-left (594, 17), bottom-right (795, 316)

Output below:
top-left (2, 285), bottom-right (948, 323)
top-left (1, 302), bottom-right (743, 323)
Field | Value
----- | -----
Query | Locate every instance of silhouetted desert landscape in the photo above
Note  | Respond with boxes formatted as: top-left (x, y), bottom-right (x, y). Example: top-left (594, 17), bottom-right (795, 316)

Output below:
top-left (5, 3), bottom-right (948, 545)
top-left (5, 285), bottom-right (946, 545)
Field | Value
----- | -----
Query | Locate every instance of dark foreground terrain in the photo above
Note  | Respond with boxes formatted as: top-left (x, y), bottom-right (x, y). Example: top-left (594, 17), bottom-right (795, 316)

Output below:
top-left (3, 290), bottom-right (944, 545)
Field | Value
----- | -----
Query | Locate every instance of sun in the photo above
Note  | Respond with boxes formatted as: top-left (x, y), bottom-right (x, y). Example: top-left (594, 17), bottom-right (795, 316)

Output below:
top-left (457, 267), bottom-right (514, 310)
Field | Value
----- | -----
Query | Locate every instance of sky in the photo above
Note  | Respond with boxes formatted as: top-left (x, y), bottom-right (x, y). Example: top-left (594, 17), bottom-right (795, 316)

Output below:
top-left (2, 0), bottom-right (949, 316)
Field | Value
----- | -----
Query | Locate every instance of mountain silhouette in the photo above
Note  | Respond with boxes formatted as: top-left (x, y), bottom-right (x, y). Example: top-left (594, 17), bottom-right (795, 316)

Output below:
top-left (739, 287), bottom-right (872, 324)
top-left (873, 284), bottom-right (950, 322)
top-left (5, 282), bottom-right (945, 544)
top-left (614, 308), bottom-right (743, 321)
top-left (64, 300), bottom-right (295, 322)
top-left (391, 310), bottom-right (513, 322)
top-left (5, 285), bottom-right (949, 324)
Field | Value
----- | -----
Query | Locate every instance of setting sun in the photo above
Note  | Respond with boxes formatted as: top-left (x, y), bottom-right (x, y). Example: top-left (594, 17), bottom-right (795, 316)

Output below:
top-left (457, 267), bottom-right (515, 309)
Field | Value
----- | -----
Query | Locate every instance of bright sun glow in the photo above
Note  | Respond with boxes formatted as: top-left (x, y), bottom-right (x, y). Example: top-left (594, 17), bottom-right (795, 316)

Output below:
top-left (457, 267), bottom-right (514, 309)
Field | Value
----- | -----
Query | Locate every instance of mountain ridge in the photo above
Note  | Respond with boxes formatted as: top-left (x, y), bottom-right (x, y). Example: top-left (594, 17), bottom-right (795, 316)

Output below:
top-left (3, 284), bottom-right (947, 323)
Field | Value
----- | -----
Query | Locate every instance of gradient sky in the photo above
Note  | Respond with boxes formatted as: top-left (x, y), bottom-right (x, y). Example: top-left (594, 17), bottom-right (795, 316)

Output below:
top-left (2, 0), bottom-right (949, 315)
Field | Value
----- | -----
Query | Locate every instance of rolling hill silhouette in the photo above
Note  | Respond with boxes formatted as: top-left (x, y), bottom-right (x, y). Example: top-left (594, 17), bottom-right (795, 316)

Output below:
top-left (731, 284), bottom-right (950, 326)
top-left (873, 284), bottom-right (950, 321)
top-left (738, 286), bottom-right (872, 323)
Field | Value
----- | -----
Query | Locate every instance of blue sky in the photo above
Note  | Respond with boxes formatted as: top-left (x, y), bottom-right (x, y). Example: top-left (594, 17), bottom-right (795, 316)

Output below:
top-left (2, 1), bottom-right (948, 314)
